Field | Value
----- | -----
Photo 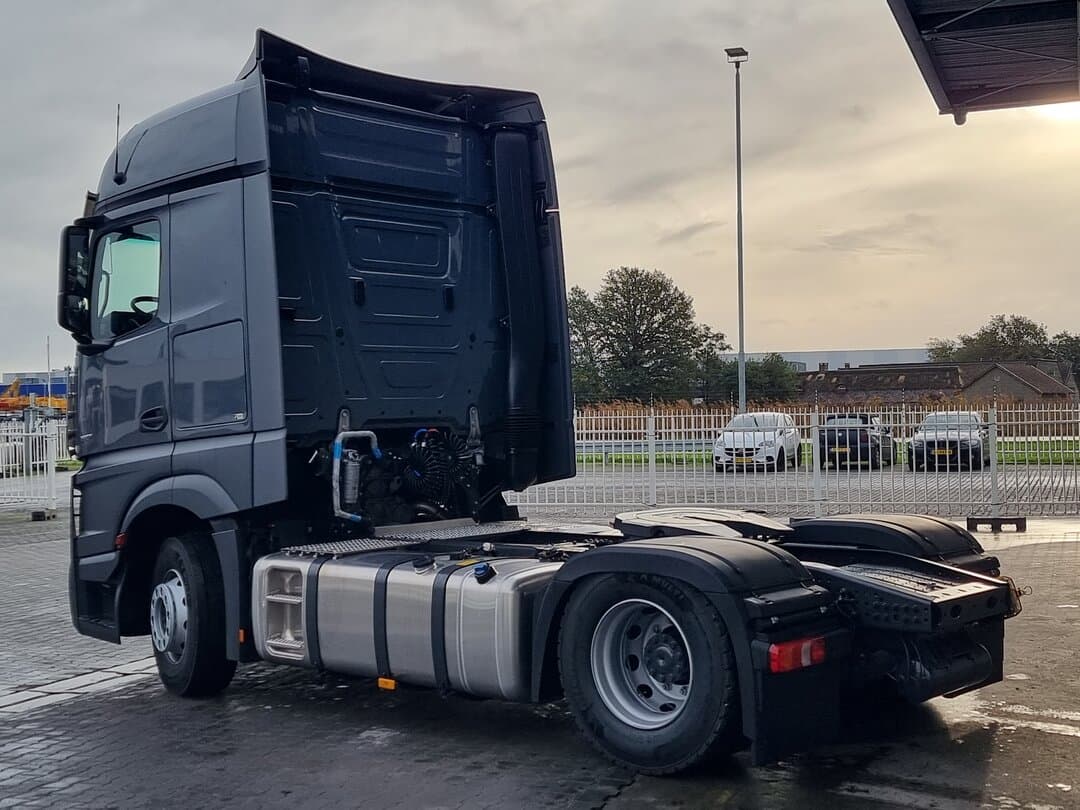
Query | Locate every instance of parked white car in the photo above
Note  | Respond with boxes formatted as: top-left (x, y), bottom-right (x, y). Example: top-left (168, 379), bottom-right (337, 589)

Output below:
top-left (713, 412), bottom-right (801, 471)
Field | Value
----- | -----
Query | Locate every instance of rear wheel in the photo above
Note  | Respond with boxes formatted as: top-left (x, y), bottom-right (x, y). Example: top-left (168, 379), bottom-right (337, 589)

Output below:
top-left (151, 533), bottom-right (236, 697)
top-left (559, 574), bottom-right (741, 774)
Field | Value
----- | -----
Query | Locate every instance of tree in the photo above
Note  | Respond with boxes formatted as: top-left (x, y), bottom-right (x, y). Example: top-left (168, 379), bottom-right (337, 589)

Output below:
top-left (749, 353), bottom-right (799, 401)
top-left (568, 267), bottom-right (717, 401)
top-left (1051, 331), bottom-right (1080, 378)
top-left (567, 285), bottom-right (603, 401)
top-left (711, 353), bottom-right (798, 403)
top-left (692, 325), bottom-right (731, 404)
top-left (928, 314), bottom-right (1051, 362)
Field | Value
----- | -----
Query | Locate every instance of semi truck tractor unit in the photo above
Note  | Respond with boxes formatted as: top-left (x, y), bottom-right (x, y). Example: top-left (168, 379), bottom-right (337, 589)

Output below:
top-left (57, 31), bottom-right (1019, 774)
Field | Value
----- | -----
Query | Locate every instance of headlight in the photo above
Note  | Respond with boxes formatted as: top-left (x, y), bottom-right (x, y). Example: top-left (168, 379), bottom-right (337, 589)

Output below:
top-left (760, 439), bottom-right (777, 448)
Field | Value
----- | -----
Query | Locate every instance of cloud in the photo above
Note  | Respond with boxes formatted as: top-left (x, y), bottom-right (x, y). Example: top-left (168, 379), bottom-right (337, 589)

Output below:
top-left (657, 219), bottom-right (723, 245)
top-left (796, 213), bottom-right (944, 256)
top-left (1, 0), bottom-right (1078, 372)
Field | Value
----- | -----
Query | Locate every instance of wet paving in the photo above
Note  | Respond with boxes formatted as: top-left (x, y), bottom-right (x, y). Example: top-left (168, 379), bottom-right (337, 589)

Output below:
top-left (1, 512), bottom-right (1078, 808)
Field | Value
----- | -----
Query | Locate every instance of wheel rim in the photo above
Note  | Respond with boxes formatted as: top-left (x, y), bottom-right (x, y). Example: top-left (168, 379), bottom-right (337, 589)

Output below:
top-left (590, 598), bottom-right (693, 730)
top-left (150, 568), bottom-right (188, 664)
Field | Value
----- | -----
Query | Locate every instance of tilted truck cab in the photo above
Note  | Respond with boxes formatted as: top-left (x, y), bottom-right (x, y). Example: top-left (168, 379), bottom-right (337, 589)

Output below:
top-left (57, 31), bottom-right (1019, 774)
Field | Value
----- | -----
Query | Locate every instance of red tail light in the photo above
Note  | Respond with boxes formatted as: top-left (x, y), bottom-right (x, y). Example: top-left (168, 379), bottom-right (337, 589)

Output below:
top-left (768, 636), bottom-right (827, 673)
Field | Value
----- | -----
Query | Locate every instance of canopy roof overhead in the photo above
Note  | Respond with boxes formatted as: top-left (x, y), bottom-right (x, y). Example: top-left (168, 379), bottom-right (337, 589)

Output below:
top-left (888, 0), bottom-right (1079, 122)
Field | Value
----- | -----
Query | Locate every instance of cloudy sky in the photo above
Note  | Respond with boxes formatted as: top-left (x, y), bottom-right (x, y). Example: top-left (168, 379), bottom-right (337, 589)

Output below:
top-left (3, 1), bottom-right (1078, 372)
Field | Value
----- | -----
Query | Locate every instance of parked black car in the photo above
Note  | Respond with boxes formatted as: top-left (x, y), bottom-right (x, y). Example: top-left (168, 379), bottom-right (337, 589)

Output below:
top-left (820, 413), bottom-right (895, 469)
top-left (909, 411), bottom-right (990, 471)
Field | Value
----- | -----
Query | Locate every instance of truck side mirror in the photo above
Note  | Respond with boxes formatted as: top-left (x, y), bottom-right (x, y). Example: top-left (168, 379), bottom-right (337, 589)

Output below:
top-left (58, 225), bottom-right (92, 342)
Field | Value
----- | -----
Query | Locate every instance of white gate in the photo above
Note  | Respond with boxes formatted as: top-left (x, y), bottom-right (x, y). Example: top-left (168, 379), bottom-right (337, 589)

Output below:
top-left (0, 423), bottom-right (59, 510)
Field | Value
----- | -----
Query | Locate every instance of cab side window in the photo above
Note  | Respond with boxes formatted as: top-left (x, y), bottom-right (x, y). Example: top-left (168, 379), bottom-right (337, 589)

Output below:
top-left (91, 221), bottom-right (161, 339)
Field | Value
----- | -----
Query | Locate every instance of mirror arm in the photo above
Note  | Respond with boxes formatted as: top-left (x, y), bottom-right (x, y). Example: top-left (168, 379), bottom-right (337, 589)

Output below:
top-left (75, 338), bottom-right (114, 356)
top-left (74, 214), bottom-right (106, 229)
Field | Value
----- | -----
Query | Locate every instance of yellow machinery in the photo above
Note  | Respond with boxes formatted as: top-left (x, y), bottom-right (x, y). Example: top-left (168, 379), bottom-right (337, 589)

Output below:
top-left (0, 378), bottom-right (67, 413)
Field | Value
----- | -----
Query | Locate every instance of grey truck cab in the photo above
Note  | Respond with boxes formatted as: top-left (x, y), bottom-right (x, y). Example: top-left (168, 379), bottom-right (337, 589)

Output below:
top-left (57, 32), bottom-right (1018, 775)
top-left (59, 29), bottom-right (573, 642)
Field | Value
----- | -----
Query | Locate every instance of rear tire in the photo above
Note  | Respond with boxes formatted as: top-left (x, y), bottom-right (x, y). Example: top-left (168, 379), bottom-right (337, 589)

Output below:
top-left (559, 574), bottom-right (741, 775)
top-left (151, 533), bottom-right (236, 697)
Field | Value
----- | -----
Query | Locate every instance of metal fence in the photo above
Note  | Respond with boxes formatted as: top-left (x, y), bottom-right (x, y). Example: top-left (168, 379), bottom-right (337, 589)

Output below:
top-left (0, 423), bottom-right (59, 510)
top-left (509, 404), bottom-right (1080, 517)
top-left (0, 419), bottom-right (67, 462)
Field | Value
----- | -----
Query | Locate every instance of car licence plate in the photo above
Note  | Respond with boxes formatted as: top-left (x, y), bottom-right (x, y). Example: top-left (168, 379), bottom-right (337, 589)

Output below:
top-left (932, 448), bottom-right (952, 456)
top-left (735, 457), bottom-right (754, 463)
top-left (832, 447), bottom-right (848, 454)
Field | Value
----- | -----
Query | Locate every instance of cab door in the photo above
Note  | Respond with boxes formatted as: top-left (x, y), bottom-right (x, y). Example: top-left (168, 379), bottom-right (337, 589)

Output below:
top-left (78, 203), bottom-right (171, 458)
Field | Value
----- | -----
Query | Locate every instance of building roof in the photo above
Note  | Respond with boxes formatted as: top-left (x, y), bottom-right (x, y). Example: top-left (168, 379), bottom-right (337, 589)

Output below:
top-left (888, 0), bottom-right (1080, 122)
top-left (801, 359), bottom-right (1077, 400)
top-left (801, 364), bottom-right (963, 394)
top-left (965, 361), bottom-right (1076, 395)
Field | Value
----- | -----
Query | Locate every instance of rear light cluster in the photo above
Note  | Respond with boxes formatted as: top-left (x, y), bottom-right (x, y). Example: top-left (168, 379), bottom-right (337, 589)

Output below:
top-left (768, 635), bottom-right (827, 673)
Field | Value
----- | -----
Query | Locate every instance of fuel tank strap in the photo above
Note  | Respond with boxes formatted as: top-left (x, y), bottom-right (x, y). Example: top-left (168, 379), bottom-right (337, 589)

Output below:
top-left (303, 557), bottom-right (329, 670)
top-left (373, 558), bottom-right (419, 679)
top-left (431, 563), bottom-right (467, 694)
top-left (429, 565), bottom-right (481, 691)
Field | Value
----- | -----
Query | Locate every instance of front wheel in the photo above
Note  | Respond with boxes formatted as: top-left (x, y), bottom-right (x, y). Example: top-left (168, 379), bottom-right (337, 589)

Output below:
top-left (559, 574), bottom-right (741, 774)
top-left (151, 533), bottom-right (236, 697)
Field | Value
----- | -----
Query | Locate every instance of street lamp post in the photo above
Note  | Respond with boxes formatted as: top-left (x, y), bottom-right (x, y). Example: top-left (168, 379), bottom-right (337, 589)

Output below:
top-left (725, 46), bottom-right (748, 413)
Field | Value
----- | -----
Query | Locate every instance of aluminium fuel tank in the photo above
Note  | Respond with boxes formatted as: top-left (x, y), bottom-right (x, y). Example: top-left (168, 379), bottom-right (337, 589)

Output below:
top-left (252, 551), bottom-right (561, 701)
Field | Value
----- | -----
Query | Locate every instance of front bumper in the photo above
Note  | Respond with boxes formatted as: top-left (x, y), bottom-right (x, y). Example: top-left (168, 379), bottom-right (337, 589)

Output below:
top-left (820, 441), bottom-right (875, 462)
top-left (714, 446), bottom-right (777, 467)
top-left (911, 442), bottom-right (982, 466)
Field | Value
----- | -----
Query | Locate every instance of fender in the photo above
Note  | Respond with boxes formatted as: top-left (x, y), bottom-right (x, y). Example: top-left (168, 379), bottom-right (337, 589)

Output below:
top-left (120, 474), bottom-right (241, 532)
top-left (785, 514), bottom-right (998, 574)
top-left (529, 535), bottom-right (833, 755)
top-left (116, 475), bottom-right (250, 660)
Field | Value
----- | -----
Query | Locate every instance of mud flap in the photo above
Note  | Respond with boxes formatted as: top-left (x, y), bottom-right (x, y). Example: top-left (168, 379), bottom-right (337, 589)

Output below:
top-left (749, 632), bottom-right (851, 765)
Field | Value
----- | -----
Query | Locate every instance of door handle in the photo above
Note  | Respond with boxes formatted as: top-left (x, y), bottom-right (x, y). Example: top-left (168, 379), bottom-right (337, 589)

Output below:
top-left (139, 406), bottom-right (168, 432)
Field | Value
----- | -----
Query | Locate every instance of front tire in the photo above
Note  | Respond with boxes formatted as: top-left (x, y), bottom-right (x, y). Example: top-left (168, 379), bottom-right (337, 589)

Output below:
top-left (151, 533), bottom-right (236, 697)
top-left (559, 574), bottom-right (741, 774)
